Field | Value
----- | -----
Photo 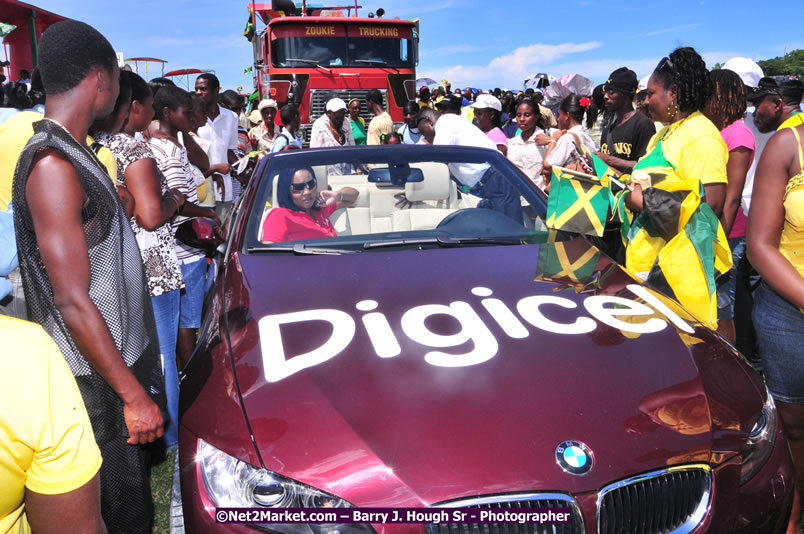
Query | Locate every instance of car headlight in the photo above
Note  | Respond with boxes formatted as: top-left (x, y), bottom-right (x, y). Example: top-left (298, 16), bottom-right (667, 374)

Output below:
top-left (197, 440), bottom-right (374, 534)
top-left (740, 386), bottom-right (778, 483)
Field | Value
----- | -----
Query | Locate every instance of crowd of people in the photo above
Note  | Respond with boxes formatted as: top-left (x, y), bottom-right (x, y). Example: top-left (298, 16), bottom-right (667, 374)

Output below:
top-left (0, 18), bottom-right (803, 534)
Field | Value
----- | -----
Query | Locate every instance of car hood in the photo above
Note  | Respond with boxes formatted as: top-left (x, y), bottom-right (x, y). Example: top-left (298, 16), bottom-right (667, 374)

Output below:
top-left (223, 235), bottom-right (764, 507)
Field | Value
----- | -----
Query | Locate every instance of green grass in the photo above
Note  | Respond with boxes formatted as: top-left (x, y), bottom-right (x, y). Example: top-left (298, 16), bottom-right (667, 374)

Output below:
top-left (151, 448), bottom-right (176, 534)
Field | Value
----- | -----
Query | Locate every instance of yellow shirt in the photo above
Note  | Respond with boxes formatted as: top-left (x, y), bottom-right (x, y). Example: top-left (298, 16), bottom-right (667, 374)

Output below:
top-left (0, 317), bottom-right (102, 534)
top-left (366, 111), bottom-right (394, 145)
top-left (781, 126), bottom-right (804, 280)
top-left (644, 111), bottom-right (728, 186)
top-left (0, 112), bottom-right (117, 211)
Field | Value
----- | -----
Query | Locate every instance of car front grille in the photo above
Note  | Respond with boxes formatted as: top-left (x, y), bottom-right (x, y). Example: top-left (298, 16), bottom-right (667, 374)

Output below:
top-left (597, 465), bottom-right (712, 534)
top-left (426, 493), bottom-right (584, 534)
top-left (309, 88), bottom-right (388, 125)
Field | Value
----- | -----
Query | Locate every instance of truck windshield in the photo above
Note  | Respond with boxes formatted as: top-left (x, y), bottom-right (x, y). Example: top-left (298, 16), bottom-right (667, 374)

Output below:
top-left (272, 36), bottom-right (414, 68)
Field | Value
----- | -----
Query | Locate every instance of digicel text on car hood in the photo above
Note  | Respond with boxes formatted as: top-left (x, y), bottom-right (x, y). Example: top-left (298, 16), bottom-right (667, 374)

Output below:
top-left (227, 239), bottom-right (761, 507)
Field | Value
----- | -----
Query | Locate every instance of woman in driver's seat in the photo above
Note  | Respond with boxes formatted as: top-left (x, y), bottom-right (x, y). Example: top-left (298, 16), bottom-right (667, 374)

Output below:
top-left (262, 167), bottom-right (359, 243)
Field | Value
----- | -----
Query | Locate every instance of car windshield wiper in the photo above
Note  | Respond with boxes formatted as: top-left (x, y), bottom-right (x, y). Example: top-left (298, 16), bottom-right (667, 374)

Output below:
top-left (247, 243), bottom-right (360, 255)
top-left (362, 235), bottom-right (526, 250)
top-left (285, 58), bottom-right (332, 73)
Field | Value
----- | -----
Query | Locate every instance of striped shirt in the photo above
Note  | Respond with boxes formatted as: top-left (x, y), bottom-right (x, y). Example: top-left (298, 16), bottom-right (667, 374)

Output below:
top-left (148, 137), bottom-right (205, 264)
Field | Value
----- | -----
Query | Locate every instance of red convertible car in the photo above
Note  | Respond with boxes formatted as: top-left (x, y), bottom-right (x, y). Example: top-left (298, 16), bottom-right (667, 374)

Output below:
top-left (176, 145), bottom-right (793, 533)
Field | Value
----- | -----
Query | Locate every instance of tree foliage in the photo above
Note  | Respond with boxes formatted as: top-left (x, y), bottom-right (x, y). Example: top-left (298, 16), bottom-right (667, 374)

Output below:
top-left (758, 50), bottom-right (804, 78)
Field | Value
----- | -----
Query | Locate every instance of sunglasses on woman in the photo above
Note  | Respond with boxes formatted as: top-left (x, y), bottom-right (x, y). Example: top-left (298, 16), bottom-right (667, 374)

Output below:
top-left (290, 178), bottom-right (317, 192)
top-left (655, 56), bottom-right (676, 76)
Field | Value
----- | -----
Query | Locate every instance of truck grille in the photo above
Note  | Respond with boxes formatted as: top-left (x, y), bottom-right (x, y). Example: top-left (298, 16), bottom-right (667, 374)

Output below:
top-left (426, 493), bottom-right (584, 534)
top-left (309, 88), bottom-right (388, 125)
top-left (597, 465), bottom-right (711, 534)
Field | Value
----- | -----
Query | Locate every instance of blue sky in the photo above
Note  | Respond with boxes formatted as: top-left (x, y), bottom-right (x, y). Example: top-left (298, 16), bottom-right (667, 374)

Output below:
top-left (28, 0), bottom-right (804, 93)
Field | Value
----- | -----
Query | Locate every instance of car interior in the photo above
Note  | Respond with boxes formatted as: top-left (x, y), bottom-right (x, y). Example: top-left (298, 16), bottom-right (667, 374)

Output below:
top-left (256, 161), bottom-right (545, 243)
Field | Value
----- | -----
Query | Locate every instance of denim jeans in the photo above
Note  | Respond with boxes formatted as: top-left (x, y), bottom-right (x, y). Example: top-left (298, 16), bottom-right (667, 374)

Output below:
top-left (179, 258), bottom-right (207, 329)
top-left (754, 282), bottom-right (804, 403)
top-left (469, 167), bottom-right (524, 225)
top-left (151, 290), bottom-right (180, 448)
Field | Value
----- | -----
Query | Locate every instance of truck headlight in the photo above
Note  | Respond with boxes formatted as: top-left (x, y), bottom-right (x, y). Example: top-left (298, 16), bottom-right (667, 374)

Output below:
top-left (197, 440), bottom-right (373, 533)
top-left (740, 387), bottom-right (778, 483)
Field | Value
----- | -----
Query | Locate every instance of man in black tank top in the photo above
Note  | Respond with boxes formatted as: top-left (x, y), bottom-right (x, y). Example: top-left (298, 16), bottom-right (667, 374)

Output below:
top-left (595, 67), bottom-right (657, 173)
top-left (12, 21), bottom-right (165, 533)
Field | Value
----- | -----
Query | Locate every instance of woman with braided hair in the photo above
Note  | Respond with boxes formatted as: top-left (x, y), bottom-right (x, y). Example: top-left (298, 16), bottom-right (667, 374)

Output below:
top-left (622, 47), bottom-right (732, 328)
top-left (703, 68), bottom-right (756, 344)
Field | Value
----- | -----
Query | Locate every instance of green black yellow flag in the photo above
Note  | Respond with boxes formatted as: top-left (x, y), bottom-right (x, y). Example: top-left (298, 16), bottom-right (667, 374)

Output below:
top-left (244, 66), bottom-right (253, 75)
top-left (624, 140), bottom-right (732, 328)
top-left (545, 166), bottom-right (610, 237)
top-left (244, 17), bottom-right (255, 42)
top-left (534, 230), bottom-right (601, 290)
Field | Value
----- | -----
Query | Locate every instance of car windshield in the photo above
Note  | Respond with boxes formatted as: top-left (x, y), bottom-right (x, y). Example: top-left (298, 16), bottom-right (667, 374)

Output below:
top-left (244, 146), bottom-right (548, 254)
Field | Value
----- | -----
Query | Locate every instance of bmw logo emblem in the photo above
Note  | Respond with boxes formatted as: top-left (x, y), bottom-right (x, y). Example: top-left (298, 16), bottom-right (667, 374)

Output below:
top-left (555, 440), bottom-right (594, 476)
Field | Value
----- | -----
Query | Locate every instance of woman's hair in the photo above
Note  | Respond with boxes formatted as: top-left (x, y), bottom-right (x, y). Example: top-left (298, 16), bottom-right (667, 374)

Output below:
top-left (152, 85), bottom-right (191, 121)
top-left (706, 68), bottom-right (746, 127)
top-left (559, 94), bottom-right (599, 129)
top-left (122, 70), bottom-right (150, 104)
top-left (276, 166), bottom-right (318, 212)
top-left (516, 98), bottom-right (545, 129)
top-left (653, 46), bottom-right (710, 113)
top-left (381, 132), bottom-right (403, 144)
top-left (148, 77), bottom-right (175, 101)
top-left (481, 106), bottom-right (502, 128)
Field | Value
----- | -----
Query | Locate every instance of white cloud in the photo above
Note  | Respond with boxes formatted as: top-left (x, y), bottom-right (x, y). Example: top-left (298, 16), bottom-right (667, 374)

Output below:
top-left (419, 41), bottom-right (602, 89)
top-left (424, 44), bottom-right (488, 57)
top-left (631, 23), bottom-right (705, 38)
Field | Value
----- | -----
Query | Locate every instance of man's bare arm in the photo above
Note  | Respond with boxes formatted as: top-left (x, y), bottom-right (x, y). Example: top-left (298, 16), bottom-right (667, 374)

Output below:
top-left (25, 151), bottom-right (163, 445)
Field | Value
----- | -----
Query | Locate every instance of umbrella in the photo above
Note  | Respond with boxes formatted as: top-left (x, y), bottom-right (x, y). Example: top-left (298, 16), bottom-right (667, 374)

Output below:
top-left (416, 77), bottom-right (437, 88)
top-left (542, 74), bottom-right (594, 108)
top-left (524, 72), bottom-right (555, 90)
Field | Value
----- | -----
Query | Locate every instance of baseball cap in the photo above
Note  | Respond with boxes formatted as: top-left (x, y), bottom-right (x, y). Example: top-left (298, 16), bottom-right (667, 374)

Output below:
top-left (470, 94), bottom-right (502, 111)
top-left (722, 57), bottom-right (764, 89)
top-left (257, 98), bottom-right (278, 111)
top-left (435, 94), bottom-right (462, 112)
top-left (604, 67), bottom-right (638, 94)
top-left (747, 77), bottom-right (803, 102)
top-left (325, 97), bottom-right (347, 112)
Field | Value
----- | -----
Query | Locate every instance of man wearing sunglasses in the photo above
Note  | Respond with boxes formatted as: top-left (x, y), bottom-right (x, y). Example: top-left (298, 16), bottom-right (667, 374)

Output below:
top-left (595, 67), bottom-right (656, 173)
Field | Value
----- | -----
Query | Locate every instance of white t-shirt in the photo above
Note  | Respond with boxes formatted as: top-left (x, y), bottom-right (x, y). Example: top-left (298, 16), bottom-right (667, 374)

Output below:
top-left (196, 105), bottom-right (238, 203)
top-left (742, 110), bottom-right (773, 215)
top-left (433, 114), bottom-right (497, 188)
top-left (508, 127), bottom-right (557, 190)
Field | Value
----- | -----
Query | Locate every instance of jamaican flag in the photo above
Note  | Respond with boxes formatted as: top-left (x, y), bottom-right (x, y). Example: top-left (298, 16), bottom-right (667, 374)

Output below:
top-left (534, 230), bottom-right (601, 291)
top-left (545, 166), bottom-right (610, 236)
top-left (243, 15), bottom-right (255, 42)
top-left (624, 138), bottom-right (732, 328)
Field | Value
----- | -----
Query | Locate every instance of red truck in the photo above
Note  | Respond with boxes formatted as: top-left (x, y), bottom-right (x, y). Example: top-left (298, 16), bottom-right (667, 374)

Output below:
top-left (248, 1), bottom-right (418, 143)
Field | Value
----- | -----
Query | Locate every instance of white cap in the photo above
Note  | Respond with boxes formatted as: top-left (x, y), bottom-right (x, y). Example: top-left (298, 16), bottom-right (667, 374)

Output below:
top-left (258, 99), bottom-right (278, 111)
top-left (325, 97), bottom-right (348, 112)
top-left (639, 75), bottom-right (651, 92)
top-left (722, 57), bottom-right (764, 89)
top-left (470, 94), bottom-right (502, 112)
